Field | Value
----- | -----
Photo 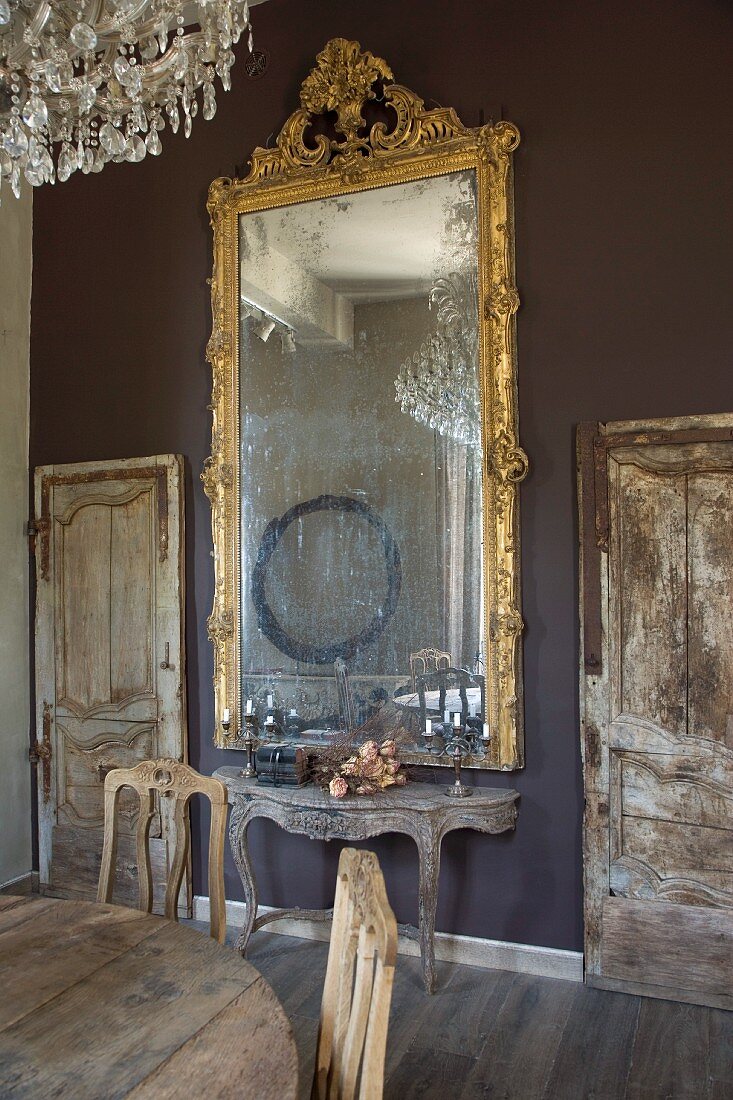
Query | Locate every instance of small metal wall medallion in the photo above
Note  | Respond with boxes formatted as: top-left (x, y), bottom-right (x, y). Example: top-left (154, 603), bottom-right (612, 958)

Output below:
top-left (244, 49), bottom-right (269, 79)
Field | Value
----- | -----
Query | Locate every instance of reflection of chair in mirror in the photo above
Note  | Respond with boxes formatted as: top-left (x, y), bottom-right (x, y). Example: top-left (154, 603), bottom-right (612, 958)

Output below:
top-left (416, 667), bottom-right (485, 732)
top-left (409, 647), bottom-right (451, 692)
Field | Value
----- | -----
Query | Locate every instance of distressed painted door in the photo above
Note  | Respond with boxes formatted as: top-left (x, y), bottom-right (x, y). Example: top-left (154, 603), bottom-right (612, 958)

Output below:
top-left (579, 416), bottom-right (733, 1009)
top-left (33, 455), bottom-right (187, 912)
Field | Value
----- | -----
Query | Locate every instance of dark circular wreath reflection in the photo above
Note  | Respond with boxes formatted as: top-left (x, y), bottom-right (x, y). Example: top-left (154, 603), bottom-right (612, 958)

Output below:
top-left (251, 494), bottom-right (402, 665)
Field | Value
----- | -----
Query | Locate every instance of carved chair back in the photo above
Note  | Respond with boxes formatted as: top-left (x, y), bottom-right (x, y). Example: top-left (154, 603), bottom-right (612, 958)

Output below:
top-left (416, 666), bottom-right (486, 730)
top-left (312, 848), bottom-right (397, 1100)
top-left (409, 646), bottom-right (451, 692)
top-left (96, 758), bottom-right (228, 943)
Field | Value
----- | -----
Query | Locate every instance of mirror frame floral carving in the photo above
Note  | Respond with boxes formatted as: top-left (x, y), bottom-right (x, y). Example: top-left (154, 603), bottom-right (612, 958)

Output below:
top-left (204, 38), bottom-right (528, 769)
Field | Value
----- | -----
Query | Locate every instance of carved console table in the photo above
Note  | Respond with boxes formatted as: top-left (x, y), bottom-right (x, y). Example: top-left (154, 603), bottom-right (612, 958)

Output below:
top-left (214, 767), bottom-right (519, 993)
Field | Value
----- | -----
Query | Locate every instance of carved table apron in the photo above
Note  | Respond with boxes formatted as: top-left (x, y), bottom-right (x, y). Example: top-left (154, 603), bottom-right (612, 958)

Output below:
top-left (214, 767), bottom-right (519, 993)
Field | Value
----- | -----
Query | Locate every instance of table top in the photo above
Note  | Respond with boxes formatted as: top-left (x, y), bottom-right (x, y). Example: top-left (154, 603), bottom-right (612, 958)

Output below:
top-left (394, 687), bottom-right (482, 711)
top-left (0, 895), bottom-right (298, 1100)
top-left (216, 767), bottom-right (519, 813)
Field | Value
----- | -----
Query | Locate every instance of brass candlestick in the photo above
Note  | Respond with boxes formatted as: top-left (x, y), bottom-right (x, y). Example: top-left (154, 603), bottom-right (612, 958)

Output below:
top-left (241, 713), bottom-right (259, 778)
top-left (221, 712), bottom-right (239, 749)
top-left (444, 739), bottom-right (473, 798)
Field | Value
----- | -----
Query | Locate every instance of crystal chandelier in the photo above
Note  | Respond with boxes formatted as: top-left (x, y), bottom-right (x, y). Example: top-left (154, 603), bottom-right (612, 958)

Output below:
top-left (0, 0), bottom-right (255, 203)
top-left (394, 273), bottom-right (481, 447)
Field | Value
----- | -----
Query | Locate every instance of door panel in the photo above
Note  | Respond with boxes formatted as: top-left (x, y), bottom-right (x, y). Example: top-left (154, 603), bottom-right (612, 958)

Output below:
top-left (618, 754), bottom-right (731, 830)
top-left (600, 897), bottom-right (732, 1001)
top-left (579, 417), bottom-right (733, 1009)
top-left (34, 456), bottom-right (186, 911)
top-left (50, 824), bottom-right (167, 909)
top-left (109, 488), bottom-right (155, 704)
top-left (612, 461), bottom-right (688, 734)
top-left (57, 500), bottom-right (114, 714)
top-left (55, 485), bottom-right (157, 721)
top-left (688, 471), bottom-right (733, 745)
top-left (56, 719), bottom-right (160, 837)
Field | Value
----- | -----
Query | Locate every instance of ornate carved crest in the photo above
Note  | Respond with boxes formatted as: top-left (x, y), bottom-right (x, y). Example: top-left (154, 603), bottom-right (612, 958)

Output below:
top-left (300, 38), bottom-right (393, 141)
top-left (239, 37), bottom-right (476, 185)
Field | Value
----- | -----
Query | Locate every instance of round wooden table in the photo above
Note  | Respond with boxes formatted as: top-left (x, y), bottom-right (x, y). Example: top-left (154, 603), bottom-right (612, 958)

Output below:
top-left (0, 894), bottom-right (298, 1099)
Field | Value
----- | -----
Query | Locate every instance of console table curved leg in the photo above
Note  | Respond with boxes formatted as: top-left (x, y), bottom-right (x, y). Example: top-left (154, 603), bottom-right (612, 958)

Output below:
top-left (417, 826), bottom-right (441, 995)
top-left (229, 797), bottom-right (258, 955)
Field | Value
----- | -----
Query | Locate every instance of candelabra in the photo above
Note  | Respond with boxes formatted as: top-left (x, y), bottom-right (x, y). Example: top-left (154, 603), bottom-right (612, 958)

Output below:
top-left (422, 715), bottom-right (492, 768)
top-left (241, 712), bottom-right (259, 778)
top-left (444, 737), bottom-right (473, 798)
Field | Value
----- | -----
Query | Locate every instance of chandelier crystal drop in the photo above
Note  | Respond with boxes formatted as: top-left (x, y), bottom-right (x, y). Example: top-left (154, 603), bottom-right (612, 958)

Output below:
top-left (0, 0), bottom-right (255, 204)
top-left (394, 273), bottom-right (481, 447)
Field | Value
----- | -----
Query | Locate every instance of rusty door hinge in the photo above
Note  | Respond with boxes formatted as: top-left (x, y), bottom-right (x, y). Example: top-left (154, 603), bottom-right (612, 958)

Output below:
top-left (585, 724), bottom-right (602, 771)
top-left (27, 514), bottom-right (50, 565)
top-left (26, 518), bottom-right (38, 553)
top-left (30, 702), bottom-right (53, 802)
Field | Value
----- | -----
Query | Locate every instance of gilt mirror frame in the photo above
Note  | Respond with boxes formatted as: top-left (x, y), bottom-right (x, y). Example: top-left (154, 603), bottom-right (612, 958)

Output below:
top-left (204, 38), bottom-right (527, 769)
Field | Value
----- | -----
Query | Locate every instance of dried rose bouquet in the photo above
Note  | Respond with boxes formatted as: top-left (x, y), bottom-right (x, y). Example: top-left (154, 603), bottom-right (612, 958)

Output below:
top-left (311, 735), bottom-right (408, 798)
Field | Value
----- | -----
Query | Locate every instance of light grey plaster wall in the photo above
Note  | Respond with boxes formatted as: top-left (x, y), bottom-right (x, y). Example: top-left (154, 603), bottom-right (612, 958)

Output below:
top-left (0, 188), bottom-right (32, 886)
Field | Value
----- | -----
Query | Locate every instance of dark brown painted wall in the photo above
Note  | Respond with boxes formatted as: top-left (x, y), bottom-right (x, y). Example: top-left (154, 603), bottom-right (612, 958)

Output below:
top-left (30, 0), bottom-right (733, 951)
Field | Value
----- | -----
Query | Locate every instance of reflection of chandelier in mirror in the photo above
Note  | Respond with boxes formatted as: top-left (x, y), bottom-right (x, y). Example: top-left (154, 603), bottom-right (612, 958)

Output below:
top-left (0, 0), bottom-right (255, 203)
top-left (394, 273), bottom-right (481, 447)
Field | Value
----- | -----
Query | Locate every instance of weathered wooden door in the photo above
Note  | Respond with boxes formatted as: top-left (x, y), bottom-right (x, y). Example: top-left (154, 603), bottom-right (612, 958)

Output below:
top-left (33, 455), bottom-right (187, 912)
top-left (579, 415), bottom-right (733, 1010)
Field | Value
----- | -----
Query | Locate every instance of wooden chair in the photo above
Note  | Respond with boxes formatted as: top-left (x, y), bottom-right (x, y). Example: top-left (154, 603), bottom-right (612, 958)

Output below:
top-left (312, 848), bottom-right (397, 1100)
top-left (409, 646), bottom-right (451, 692)
top-left (96, 758), bottom-right (228, 944)
top-left (415, 666), bottom-right (485, 732)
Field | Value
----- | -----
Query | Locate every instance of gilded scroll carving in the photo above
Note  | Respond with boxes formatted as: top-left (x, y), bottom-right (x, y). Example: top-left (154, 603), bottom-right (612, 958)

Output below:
top-left (206, 39), bottom-right (526, 768)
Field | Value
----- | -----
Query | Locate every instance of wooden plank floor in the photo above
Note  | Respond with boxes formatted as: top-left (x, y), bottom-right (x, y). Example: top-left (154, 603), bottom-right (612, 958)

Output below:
top-left (188, 922), bottom-right (732, 1100)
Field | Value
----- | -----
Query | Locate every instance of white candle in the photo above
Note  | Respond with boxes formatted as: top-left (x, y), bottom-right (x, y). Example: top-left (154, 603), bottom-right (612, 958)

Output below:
top-left (482, 722), bottom-right (490, 740)
top-left (266, 714), bottom-right (274, 725)
top-left (425, 719), bottom-right (432, 735)
top-left (267, 693), bottom-right (274, 709)
top-left (289, 708), bottom-right (297, 717)
top-left (453, 713), bottom-right (461, 728)
top-left (444, 709), bottom-right (450, 723)
top-left (469, 702), bottom-right (477, 718)
top-left (246, 698), bottom-right (253, 715)
top-left (222, 708), bottom-right (230, 724)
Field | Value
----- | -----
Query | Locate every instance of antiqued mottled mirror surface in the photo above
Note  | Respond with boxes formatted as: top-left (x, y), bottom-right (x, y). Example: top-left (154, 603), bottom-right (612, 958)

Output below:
top-left (238, 171), bottom-right (486, 752)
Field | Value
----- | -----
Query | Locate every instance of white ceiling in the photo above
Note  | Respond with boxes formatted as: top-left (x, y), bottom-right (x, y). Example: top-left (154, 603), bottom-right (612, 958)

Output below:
top-left (241, 170), bottom-right (478, 306)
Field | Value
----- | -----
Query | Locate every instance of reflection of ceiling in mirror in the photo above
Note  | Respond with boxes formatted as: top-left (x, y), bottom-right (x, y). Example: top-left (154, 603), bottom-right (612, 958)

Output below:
top-left (239, 171), bottom-right (477, 347)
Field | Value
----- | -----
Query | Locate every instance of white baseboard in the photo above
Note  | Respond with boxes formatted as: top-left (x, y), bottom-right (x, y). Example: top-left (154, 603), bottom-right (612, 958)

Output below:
top-left (193, 895), bottom-right (583, 983)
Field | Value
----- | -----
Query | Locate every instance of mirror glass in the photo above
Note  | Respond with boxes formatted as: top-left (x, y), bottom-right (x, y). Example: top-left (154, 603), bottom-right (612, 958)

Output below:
top-left (238, 170), bottom-right (485, 748)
